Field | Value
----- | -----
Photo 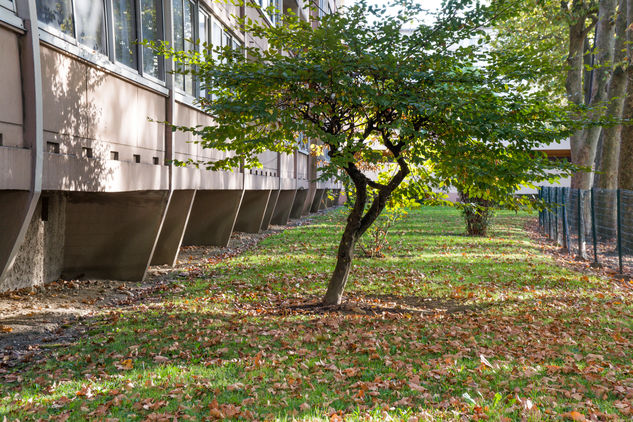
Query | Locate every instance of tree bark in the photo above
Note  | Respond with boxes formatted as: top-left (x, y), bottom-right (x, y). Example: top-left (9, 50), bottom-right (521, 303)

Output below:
top-left (571, 0), bottom-right (617, 190)
top-left (322, 146), bottom-right (410, 306)
top-left (596, 0), bottom-right (627, 189)
top-left (619, 0), bottom-right (633, 190)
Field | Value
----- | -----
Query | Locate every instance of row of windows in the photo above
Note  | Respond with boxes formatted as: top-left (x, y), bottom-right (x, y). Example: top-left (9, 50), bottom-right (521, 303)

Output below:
top-left (35, 0), bottom-right (248, 93)
top-left (174, 0), bottom-right (242, 96)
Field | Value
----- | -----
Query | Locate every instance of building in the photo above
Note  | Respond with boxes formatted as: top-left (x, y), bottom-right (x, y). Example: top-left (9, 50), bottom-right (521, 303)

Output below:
top-left (0, 0), bottom-right (342, 292)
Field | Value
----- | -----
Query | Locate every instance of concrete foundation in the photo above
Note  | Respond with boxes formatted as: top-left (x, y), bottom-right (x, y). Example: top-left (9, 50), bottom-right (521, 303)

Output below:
top-left (182, 190), bottom-right (243, 247)
top-left (62, 191), bottom-right (168, 281)
top-left (0, 192), bottom-right (65, 291)
top-left (310, 189), bottom-right (325, 213)
top-left (271, 189), bottom-right (297, 225)
top-left (150, 190), bottom-right (197, 266)
top-left (261, 190), bottom-right (280, 230)
top-left (289, 189), bottom-right (309, 219)
top-left (234, 190), bottom-right (271, 233)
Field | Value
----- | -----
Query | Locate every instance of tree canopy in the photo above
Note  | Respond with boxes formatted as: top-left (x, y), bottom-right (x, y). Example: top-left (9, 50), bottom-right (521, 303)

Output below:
top-left (155, 0), bottom-right (575, 305)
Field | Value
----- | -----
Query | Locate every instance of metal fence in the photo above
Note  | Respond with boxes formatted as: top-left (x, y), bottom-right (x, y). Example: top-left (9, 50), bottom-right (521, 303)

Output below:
top-left (538, 186), bottom-right (633, 277)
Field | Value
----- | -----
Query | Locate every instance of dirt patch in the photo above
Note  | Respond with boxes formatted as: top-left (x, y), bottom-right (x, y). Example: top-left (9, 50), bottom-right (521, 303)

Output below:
top-left (0, 217), bottom-right (316, 367)
top-left (524, 218), bottom-right (633, 290)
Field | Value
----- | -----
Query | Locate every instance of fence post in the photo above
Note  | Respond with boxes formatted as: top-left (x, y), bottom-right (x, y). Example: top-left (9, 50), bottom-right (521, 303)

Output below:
top-left (562, 188), bottom-right (569, 251)
top-left (547, 187), bottom-right (552, 239)
top-left (617, 189), bottom-right (623, 274)
top-left (578, 189), bottom-right (584, 258)
top-left (538, 187), bottom-right (543, 228)
top-left (554, 188), bottom-right (560, 245)
top-left (591, 187), bottom-right (598, 265)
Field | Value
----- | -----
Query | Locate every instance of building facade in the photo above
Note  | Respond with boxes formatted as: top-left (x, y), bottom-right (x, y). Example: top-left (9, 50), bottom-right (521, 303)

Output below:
top-left (0, 0), bottom-right (342, 292)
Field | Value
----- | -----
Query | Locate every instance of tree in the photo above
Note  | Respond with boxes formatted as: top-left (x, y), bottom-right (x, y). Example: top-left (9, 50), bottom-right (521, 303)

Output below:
top-left (155, 0), bottom-right (575, 305)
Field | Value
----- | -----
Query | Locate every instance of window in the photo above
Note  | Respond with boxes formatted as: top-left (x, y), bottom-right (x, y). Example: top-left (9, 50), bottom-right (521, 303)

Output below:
top-left (113, 0), bottom-right (138, 68)
top-left (172, 0), bottom-right (196, 95)
top-left (74, 0), bottom-right (107, 53)
top-left (259, 0), bottom-right (281, 24)
top-left (37, 0), bottom-right (164, 81)
top-left (82, 147), bottom-right (93, 158)
top-left (153, 156), bottom-right (159, 165)
top-left (37, 0), bottom-right (75, 36)
top-left (297, 133), bottom-right (309, 154)
top-left (141, 0), bottom-right (163, 79)
top-left (133, 153), bottom-right (141, 163)
top-left (110, 151), bottom-right (119, 160)
top-left (318, 0), bottom-right (326, 18)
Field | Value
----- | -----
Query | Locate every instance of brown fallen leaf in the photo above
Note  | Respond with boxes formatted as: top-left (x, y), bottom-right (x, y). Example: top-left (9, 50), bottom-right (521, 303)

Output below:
top-left (0, 326), bottom-right (13, 333)
top-left (153, 355), bottom-right (170, 364)
top-left (562, 411), bottom-right (587, 421)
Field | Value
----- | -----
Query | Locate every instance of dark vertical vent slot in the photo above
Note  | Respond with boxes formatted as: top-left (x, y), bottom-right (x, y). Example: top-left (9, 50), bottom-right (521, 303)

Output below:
top-left (0, 133), bottom-right (3, 146)
top-left (153, 157), bottom-right (159, 165)
top-left (41, 197), bottom-right (49, 222)
top-left (133, 154), bottom-right (141, 163)
top-left (110, 151), bottom-right (119, 160)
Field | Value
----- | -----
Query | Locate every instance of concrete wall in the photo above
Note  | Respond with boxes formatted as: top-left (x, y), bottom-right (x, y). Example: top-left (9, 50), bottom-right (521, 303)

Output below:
top-left (0, 193), bottom-right (65, 291)
top-left (62, 191), bottom-right (168, 281)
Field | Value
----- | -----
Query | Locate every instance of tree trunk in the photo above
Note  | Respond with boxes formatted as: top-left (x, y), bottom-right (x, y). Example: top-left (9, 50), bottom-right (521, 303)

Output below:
top-left (322, 149), bottom-right (410, 306)
top-left (571, 0), bottom-right (617, 190)
top-left (619, 0), bottom-right (633, 191)
top-left (594, 0), bottom-right (627, 238)
top-left (323, 202), bottom-right (363, 306)
top-left (596, 0), bottom-right (627, 189)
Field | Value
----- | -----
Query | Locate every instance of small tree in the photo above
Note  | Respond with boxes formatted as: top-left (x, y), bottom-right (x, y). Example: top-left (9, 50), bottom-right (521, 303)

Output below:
top-left (156, 0), bottom-right (574, 305)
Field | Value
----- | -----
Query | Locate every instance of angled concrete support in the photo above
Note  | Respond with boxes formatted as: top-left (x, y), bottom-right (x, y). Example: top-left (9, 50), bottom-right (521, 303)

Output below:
top-left (302, 188), bottom-right (317, 216)
top-left (261, 190), bottom-right (280, 230)
top-left (182, 190), bottom-right (244, 247)
top-left (290, 189), bottom-right (309, 219)
top-left (271, 190), bottom-right (297, 225)
top-left (0, 0), bottom-right (44, 287)
top-left (234, 190), bottom-right (272, 233)
top-left (319, 189), bottom-right (330, 210)
top-left (310, 189), bottom-right (325, 213)
top-left (150, 190), bottom-right (196, 266)
top-left (325, 190), bottom-right (335, 207)
top-left (62, 191), bottom-right (169, 281)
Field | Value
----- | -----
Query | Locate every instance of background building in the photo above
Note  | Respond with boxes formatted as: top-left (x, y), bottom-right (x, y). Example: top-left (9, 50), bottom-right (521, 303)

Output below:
top-left (0, 0), bottom-right (342, 292)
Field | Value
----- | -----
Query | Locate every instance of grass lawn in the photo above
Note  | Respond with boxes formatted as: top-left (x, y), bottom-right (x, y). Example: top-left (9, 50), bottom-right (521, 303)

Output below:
top-left (1, 206), bottom-right (633, 421)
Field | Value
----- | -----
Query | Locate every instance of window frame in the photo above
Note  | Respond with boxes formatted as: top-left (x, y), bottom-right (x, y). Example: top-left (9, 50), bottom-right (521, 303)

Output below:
top-left (35, 0), bottom-right (166, 84)
top-left (0, 0), bottom-right (14, 12)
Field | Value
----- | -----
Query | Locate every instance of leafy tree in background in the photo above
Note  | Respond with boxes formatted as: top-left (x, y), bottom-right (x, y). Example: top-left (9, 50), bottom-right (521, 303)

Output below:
top-left (155, 0), bottom-right (574, 305)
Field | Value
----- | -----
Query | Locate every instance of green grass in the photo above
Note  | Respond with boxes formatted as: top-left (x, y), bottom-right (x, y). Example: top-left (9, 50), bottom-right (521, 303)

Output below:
top-left (2, 206), bottom-right (633, 421)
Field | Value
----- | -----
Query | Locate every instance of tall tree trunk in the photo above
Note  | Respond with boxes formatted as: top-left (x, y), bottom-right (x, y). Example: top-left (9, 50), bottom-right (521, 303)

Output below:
top-left (594, 0), bottom-right (628, 240)
top-left (596, 0), bottom-right (627, 189)
top-left (619, 0), bottom-right (633, 191)
top-left (571, 0), bottom-right (617, 190)
top-left (566, 3), bottom-right (594, 258)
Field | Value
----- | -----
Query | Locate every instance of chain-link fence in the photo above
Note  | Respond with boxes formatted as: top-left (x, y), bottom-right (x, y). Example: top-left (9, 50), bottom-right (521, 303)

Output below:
top-left (538, 186), bottom-right (633, 277)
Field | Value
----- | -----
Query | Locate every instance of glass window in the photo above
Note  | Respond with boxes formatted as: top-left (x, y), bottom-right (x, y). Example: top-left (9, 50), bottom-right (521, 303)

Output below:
top-left (198, 10), bottom-right (210, 97)
top-left (36, 0), bottom-right (74, 36)
top-left (183, 0), bottom-right (195, 95)
top-left (113, 0), bottom-right (138, 69)
top-left (74, 0), bottom-right (107, 53)
top-left (319, 0), bottom-right (325, 17)
top-left (172, 0), bottom-right (184, 89)
top-left (141, 0), bottom-right (163, 79)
